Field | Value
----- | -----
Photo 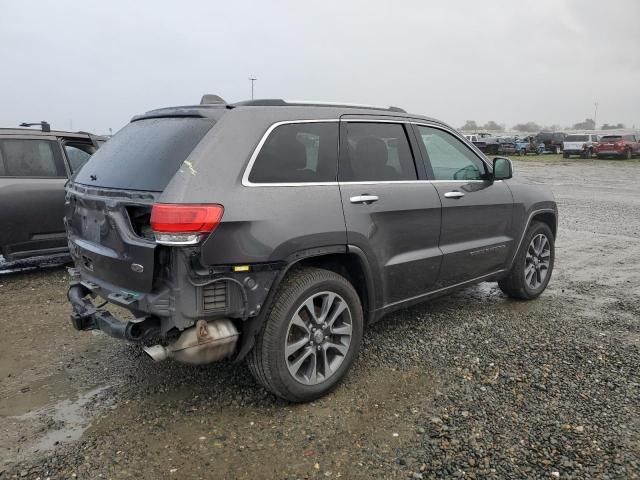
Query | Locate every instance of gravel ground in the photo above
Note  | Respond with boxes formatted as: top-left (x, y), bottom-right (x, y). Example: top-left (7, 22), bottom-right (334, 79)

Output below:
top-left (1, 157), bottom-right (639, 479)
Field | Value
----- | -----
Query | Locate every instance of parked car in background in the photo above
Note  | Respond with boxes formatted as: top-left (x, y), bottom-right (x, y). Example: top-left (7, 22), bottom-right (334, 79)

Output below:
top-left (66, 96), bottom-right (558, 402)
top-left (535, 132), bottom-right (566, 154)
top-left (515, 136), bottom-right (545, 156)
top-left (0, 124), bottom-right (105, 266)
top-left (594, 134), bottom-right (640, 159)
top-left (472, 135), bottom-right (505, 155)
top-left (495, 137), bottom-right (517, 155)
top-left (562, 133), bottom-right (599, 158)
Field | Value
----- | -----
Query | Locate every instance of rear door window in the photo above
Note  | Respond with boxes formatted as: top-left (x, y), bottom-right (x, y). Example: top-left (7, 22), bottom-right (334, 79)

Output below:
top-left (0, 139), bottom-right (65, 177)
top-left (417, 126), bottom-right (487, 181)
top-left (248, 122), bottom-right (338, 183)
top-left (340, 122), bottom-right (417, 181)
top-left (74, 117), bottom-right (215, 191)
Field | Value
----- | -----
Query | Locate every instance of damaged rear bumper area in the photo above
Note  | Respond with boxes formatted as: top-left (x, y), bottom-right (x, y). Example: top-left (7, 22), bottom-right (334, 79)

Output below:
top-left (68, 281), bottom-right (239, 365)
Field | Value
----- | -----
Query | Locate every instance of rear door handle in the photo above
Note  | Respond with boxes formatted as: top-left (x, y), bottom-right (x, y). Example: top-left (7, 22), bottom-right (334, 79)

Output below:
top-left (444, 191), bottom-right (465, 199)
top-left (350, 195), bottom-right (379, 204)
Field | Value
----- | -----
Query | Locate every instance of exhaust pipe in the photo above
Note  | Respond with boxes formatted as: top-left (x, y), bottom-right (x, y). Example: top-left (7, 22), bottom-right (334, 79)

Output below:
top-left (143, 344), bottom-right (169, 362)
top-left (143, 319), bottom-right (238, 365)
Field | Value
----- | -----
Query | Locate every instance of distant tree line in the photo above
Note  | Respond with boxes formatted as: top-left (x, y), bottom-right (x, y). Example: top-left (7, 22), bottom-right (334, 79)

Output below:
top-left (460, 120), bottom-right (505, 131)
top-left (461, 118), bottom-right (628, 132)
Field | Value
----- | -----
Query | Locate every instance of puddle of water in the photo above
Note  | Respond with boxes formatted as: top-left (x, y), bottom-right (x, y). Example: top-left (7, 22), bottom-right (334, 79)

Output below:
top-left (12, 385), bottom-right (111, 457)
top-left (1, 372), bottom-right (80, 417)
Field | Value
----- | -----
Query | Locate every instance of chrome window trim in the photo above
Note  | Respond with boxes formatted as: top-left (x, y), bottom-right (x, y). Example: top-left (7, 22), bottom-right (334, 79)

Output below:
top-left (241, 118), bottom-right (494, 187)
top-left (241, 119), bottom-right (340, 187)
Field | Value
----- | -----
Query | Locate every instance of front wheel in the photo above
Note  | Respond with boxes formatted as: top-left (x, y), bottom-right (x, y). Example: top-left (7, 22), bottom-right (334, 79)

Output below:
top-left (247, 268), bottom-right (363, 402)
top-left (499, 221), bottom-right (555, 300)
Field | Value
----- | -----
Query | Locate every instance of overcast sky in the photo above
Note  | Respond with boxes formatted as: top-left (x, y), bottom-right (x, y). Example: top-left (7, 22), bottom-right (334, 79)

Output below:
top-left (1, 0), bottom-right (638, 134)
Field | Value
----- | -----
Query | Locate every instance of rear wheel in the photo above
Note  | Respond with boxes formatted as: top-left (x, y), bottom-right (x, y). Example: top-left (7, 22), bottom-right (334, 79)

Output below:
top-left (563, 152), bottom-right (570, 159)
top-left (247, 268), bottom-right (363, 402)
top-left (499, 221), bottom-right (554, 300)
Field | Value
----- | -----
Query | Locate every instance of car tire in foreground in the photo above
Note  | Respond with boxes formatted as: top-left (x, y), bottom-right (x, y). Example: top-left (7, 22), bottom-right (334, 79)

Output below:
top-left (247, 267), bottom-right (363, 402)
top-left (499, 221), bottom-right (555, 300)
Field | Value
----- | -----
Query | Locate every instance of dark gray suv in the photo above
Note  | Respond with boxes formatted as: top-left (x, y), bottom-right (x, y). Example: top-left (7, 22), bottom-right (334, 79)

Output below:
top-left (66, 97), bottom-right (557, 402)
top-left (0, 125), bottom-right (105, 267)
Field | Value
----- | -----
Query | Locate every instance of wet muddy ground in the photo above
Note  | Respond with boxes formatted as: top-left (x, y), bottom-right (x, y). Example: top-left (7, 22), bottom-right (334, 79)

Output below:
top-left (1, 157), bottom-right (639, 479)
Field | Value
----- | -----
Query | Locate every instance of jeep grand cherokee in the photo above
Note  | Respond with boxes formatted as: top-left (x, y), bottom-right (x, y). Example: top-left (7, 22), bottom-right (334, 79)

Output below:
top-left (66, 96), bottom-right (557, 402)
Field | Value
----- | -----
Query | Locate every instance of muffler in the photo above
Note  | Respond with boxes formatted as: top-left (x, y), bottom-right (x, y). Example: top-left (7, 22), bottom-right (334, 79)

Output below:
top-left (143, 319), bottom-right (238, 365)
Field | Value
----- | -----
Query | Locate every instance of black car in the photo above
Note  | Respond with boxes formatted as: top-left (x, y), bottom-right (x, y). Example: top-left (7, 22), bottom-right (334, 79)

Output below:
top-left (66, 96), bottom-right (558, 402)
top-left (0, 125), bottom-right (105, 267)
top-left (535, 131), bottom-right (566, 154)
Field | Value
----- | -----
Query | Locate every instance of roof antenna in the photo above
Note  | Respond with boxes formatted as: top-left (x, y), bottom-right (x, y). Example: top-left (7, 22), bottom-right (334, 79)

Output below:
top-left (20, 121), bottom-right (51, 132)
top-left (200, 94), bottom-right (227, 105)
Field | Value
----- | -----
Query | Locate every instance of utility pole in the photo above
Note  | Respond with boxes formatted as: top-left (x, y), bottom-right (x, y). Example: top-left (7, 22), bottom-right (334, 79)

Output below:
top-left (249, 77), bottom-right (257, 100)
top-left (594, 101), bottom-right (599, 129)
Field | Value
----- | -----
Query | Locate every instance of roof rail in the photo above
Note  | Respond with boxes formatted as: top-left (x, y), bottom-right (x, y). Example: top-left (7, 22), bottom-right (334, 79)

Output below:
top-left (231, 99), bottom-right (406, 113)
top-left (19, 121), bottom-right (51, 132)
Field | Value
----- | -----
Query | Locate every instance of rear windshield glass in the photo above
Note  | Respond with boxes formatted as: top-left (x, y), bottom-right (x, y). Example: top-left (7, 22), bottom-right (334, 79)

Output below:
top-left (74, 117), bottom-right (214, 191)
top-left (565, 135), bottom-right (588, 142)
top-left (601, 136), bottom-right (621, 141)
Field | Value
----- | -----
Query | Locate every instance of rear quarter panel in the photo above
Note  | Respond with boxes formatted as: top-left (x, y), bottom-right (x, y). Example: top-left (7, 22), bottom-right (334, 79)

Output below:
top-left (159, 108), bottom-right (348, 265)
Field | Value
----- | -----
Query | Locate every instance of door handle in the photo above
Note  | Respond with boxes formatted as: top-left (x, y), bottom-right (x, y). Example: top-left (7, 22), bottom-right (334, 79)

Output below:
top-left (350, 195), bottom-right (379, 204)
top-left (444, 191), bottom-right (465, 199)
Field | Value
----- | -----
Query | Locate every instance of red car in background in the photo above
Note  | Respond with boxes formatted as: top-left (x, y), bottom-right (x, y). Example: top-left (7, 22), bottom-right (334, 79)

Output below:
top-left (594, 134), bottom-right (640, 159)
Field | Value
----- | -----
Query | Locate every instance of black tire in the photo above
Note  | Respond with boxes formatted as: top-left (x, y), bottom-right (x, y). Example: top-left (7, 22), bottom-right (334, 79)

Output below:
top-left (563, 152), bottom-right (570, 159)
top-left (498, 221), bottom-right (555, 300)
top-left (519, 149), bottom-right (525, 156)
top-left (247, 267), bottom-right (363, 402)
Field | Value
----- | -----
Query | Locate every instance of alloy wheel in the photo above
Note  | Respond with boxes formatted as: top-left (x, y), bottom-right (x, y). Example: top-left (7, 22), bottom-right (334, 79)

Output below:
top-left (525, 233), bottom-right (551, 290)
top-left (284, 291), bottom-right (353, 385)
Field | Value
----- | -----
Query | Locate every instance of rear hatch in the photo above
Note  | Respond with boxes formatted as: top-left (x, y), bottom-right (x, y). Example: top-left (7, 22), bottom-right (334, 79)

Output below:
top-left (66, 115), bottom-right (217, 293)
top-left (564, 135), bottom-right (588, 151)
top-left (596, 136), bottom-right (622, 151)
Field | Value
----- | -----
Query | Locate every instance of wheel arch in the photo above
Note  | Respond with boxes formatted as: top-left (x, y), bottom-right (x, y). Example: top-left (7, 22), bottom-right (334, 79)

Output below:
top-left (531, 211), bottom-right (557, 238)
top-left (232, 247), bottom-right (377, 363)
top-left (506, 208), bottom-right (557, 271)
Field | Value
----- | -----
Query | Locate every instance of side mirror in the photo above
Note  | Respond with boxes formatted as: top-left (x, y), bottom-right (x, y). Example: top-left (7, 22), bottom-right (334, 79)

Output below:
top-left (493, 157), bottom-right (513, 180)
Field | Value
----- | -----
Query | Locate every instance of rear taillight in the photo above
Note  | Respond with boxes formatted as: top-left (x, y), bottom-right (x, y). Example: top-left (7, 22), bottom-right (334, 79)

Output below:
top-left (150, 203), bottom-right (224, 245)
